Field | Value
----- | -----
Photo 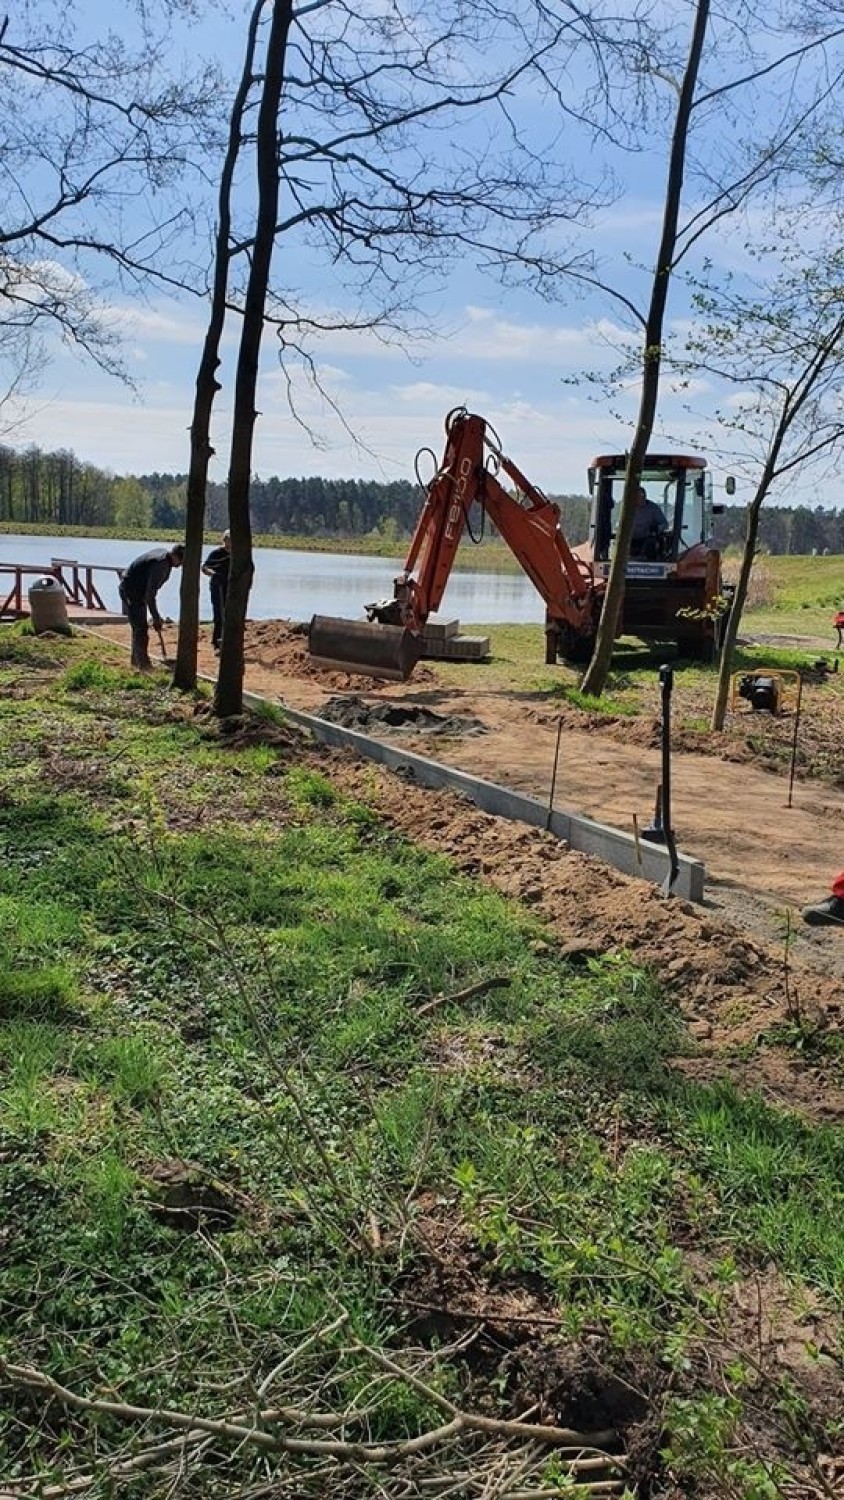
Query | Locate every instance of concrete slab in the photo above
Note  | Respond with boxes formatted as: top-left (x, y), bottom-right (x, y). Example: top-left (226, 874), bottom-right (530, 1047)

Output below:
top-left (6, 605), bottom-right (126, 625)
top-left (422, 615), bottom-right (459, 641)
top-left (257, 695), bottom-right (705, 902)
top-left (420, 634), bottom-right (491, 661)
top-left (67, 607), bottom-right (126, 625)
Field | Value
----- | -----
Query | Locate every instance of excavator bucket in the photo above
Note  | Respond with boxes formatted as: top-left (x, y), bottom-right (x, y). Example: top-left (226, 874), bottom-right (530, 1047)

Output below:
top-left (308, 615), bottom-right (422, 682)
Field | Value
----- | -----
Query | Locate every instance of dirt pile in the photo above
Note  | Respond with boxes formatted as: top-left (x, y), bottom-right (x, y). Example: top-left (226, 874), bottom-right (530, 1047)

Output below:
top-left (319, 694), bottom-right (487, 737)
top-left (245, 618), bottom-right (437, 693)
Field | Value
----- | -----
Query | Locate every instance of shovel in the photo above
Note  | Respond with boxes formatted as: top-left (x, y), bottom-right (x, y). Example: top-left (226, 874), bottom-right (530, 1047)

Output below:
top-left (154, 622), bottom-right (172, 666)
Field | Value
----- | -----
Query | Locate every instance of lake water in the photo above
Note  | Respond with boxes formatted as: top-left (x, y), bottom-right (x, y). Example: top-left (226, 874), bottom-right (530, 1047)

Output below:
top-left (1, 533), bottom-right (544, 626)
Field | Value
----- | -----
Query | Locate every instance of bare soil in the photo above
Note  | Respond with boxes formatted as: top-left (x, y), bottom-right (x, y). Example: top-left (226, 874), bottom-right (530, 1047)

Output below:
top-left (90, 617), bottom-right (844, 1121)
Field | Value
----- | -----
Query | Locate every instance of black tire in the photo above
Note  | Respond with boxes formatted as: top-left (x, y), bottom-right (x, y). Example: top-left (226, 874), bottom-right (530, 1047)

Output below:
top-left (677, 632), bottom-right (716, 664)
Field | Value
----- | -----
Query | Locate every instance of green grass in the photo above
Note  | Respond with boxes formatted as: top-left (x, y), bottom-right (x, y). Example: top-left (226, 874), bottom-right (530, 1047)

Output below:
top-left (0, 628), bottom-right (841, 1497)
top-left (749, 554), bottom-right (844, 610)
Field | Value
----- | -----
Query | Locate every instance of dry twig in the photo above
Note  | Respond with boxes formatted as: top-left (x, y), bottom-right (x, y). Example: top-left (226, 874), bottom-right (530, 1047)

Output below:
top-left (417, 975), bottom-right (511, 1017)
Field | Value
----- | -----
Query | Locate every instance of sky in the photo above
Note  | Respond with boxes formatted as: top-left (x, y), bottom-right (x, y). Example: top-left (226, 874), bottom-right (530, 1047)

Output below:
top-left (4, 0), bottom-right (843, 508)
top-left (10, 274), bottom-right (687, 495)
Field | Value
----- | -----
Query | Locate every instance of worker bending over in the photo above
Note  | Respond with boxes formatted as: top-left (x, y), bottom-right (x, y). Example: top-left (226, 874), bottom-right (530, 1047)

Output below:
top-left (119, 544), bottom-right (185, 671)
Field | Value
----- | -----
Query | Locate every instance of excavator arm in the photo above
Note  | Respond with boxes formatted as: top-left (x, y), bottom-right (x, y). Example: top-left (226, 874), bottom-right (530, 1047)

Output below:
top-left (309, 408), bottom-right (603, 680)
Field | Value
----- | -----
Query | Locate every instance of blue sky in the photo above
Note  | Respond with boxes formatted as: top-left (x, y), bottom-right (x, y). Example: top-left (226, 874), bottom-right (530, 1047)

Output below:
top-left (5, 1), bottom-right (843, 507)
top-left (11, 262), bottom-right (674, 493)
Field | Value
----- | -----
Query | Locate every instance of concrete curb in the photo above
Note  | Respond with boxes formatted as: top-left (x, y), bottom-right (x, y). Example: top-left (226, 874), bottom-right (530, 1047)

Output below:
top-left (70, 624), bottom-right (705, 902)
top-left (249, 693), bottom-right (706, 902)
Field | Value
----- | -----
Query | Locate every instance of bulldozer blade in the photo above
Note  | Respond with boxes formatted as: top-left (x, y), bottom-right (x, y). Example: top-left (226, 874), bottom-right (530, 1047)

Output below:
top-left (308, 615), bottom-right (422, 682)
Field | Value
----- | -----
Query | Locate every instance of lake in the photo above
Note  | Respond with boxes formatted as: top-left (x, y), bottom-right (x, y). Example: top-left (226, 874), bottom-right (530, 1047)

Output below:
top-left (1, 534), bottom-right (544, 626)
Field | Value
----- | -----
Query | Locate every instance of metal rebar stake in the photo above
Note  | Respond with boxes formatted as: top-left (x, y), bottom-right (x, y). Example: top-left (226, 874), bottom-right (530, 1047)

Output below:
top-left (641, 665), bottom-right (678, 894)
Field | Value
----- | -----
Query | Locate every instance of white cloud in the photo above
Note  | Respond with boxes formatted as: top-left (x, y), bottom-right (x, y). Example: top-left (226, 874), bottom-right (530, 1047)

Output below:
top-left (724, 391), bottom-right (760, 410)
top-left (7, 270), bottom-right (841, 507)
top-left (111, 303), bottom-right (210, 345)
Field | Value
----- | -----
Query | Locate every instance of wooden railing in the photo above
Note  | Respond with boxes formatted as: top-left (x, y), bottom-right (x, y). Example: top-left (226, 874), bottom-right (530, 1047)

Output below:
top-left (0, 564), bottom-right (59, 619)
top-left (0, 559), bottom-right (125, 619)
top-left (50, 557), bottom-right (125, 611)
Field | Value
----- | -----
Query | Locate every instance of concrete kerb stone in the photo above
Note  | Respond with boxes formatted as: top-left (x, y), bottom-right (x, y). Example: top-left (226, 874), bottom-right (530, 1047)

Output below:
top-left (247, 692), bottom-right (705, 903)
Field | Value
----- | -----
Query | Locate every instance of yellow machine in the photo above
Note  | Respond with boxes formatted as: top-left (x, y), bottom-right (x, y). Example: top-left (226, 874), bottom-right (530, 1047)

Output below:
top-left (729, 669), bottom-right (801, 715)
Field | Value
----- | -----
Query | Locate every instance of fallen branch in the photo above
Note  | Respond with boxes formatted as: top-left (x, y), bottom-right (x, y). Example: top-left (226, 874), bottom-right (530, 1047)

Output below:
top-left (1, 1348), bottom-right (616, 1463)
top-left (417, 975), bottom-right (511, 1017)
top-left (1, 1356), bottom-right (470, 1460)
top-left (345, 1339), bottom-right (618, 1453)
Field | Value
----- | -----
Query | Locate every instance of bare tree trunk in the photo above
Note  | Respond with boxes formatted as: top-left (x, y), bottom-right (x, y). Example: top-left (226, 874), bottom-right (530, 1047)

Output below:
top-left (710, 494), bottom-right (764, 730)
top-left (710, 316), bottom-right (844, 727)
top-left (580, 0), bottom-right (710, 697)
top-left (174, 2), bottom-right (265, 691)
top-left (215, 0), bottom-right (293, 718)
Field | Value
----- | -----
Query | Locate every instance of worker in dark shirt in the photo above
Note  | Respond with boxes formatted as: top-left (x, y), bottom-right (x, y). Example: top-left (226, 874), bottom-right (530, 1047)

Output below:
top-left (630, 486), bottom-right (670, 559)
top-left (118, 543), bottom-right (185, 670)
top-left (202, 530), bottom-right (231, 653)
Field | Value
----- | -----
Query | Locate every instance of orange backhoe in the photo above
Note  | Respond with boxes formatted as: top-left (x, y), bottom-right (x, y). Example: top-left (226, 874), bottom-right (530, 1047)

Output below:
top-left (308, 408), bottom-right (726, 680)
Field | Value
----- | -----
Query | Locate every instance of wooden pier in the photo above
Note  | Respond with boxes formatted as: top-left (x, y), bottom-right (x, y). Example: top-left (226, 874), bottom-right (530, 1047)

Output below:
top-left (0, 557), bottom-right (126, 624)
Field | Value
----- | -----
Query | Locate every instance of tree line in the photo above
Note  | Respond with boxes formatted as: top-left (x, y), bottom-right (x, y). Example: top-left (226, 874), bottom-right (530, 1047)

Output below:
top-left (1, 441), bottom-right (842, 554)
top-left (0, 441), bottom-right (589, 543)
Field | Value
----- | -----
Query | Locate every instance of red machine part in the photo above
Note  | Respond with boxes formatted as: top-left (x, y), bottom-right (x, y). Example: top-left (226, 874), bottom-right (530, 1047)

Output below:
top-left (309, 408), bottom-right (603, 680)
top-left (380, 408), bottom-right (600, 642)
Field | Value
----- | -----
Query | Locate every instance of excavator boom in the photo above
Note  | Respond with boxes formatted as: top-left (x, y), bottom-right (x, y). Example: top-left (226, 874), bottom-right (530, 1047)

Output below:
top-left (308, 408), bottom-right (603, 680)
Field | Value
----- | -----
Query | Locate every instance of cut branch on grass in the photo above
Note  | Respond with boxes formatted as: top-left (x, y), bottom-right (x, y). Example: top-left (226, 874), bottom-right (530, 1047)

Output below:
top-left (0, 1348), bottom-right (621, 1479)
top-left (416, 975), bottom-right (512, 1017)
top-left (343, 1337), bottom-right (618, 1453)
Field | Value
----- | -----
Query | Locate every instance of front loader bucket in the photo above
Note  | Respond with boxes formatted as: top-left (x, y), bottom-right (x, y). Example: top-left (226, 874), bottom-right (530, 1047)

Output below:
top-left (308, 615), bottom-right (422, 682)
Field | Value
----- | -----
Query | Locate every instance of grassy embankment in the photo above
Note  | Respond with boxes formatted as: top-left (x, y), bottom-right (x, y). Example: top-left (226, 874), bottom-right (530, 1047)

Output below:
top-left (1, 625), bottom-right (842, 1498)
top-left (0, 518), bottom-right (407, 559)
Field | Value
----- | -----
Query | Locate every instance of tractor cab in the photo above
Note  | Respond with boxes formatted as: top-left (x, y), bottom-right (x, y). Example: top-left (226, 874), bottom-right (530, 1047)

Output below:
top-left (587, 453), bottom-right (712, 572)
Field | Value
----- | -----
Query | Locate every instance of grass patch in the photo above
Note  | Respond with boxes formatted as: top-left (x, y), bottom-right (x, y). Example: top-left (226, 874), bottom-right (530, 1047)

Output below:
top-left (0, 964), bottom-right (78, 1020)
top-left (62, 658), bottom-right (149, 692)
top-left (548, 684), bottom-right (639, 716)
top-left (0, 628), bottom-right (841, 1496)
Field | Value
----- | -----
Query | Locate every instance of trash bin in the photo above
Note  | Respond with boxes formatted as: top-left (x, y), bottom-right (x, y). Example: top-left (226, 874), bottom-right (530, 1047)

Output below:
top-left (28, 575), bottom-right (71, 634)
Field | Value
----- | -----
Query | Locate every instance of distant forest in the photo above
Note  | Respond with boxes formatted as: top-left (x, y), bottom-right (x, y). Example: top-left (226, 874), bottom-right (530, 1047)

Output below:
top-left (1, 442), bottom-right (843, 554)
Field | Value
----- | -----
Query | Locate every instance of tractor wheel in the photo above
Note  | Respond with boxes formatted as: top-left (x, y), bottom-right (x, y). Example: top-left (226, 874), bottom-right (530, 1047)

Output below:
top-left (677, 632), bottom-right (716, 665)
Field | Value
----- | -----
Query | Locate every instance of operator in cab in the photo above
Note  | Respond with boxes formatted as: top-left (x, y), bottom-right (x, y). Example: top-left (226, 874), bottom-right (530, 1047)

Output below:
top-left (630, 486), bottom-right (669, 558)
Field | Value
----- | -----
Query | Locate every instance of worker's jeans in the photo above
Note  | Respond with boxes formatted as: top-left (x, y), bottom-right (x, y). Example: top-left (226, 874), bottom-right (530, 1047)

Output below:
top-left (210, 577), bottom-right (227, 650)
top-left (119, 587), bottom-right (151, 670)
